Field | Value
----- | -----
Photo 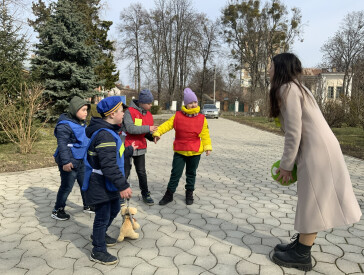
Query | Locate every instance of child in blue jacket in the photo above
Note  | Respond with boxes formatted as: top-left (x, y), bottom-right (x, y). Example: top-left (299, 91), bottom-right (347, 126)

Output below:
top-left (52, 96), bottom-right (93, 220)
top-left (82, 96), bottom-right (135, 265)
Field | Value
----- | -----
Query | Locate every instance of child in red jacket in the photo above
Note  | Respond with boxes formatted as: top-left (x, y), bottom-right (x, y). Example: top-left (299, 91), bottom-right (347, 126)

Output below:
top-left (153, 88), bottom-right (212, 205)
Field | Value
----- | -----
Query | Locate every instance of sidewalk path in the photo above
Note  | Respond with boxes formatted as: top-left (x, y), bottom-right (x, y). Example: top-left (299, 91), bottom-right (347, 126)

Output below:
top-left (1, 117), bottom-right (363, 274)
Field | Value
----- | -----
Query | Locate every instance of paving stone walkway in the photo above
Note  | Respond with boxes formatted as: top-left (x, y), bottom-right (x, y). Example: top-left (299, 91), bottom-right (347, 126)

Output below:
top-left (0, 117), bottom-right (363, 275)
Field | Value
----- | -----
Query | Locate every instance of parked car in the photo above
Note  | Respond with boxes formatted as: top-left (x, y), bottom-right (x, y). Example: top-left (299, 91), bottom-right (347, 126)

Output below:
top-left (201, 104), bottom-right (219, 119)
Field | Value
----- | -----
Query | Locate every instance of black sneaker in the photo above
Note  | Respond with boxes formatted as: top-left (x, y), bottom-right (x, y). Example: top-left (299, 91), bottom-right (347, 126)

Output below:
top-left (83, 206), bottom-right (95, 214)
top-left (142, 192), bottom-right (154, 205)
top-left (90, 234), bottom-right (117, 247)
top-left (51, 208), bottom-right (70, 221)
top-left (90, 251), bottom-right (118, 265)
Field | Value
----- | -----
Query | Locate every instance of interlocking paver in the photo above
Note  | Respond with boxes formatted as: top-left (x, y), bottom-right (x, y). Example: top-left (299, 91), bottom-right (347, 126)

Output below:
top-left (1, 117), bottom-right (364, 274)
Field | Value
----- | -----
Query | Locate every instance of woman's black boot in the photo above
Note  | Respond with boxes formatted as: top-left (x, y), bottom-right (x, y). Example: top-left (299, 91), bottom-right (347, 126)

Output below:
top-left (274, 233), bottom-right (299, 252)
top-left (159, 189), bottom-right (174, 205)
top-left (186, 190), bottom-right (194, 205)
top-left (272, 241), bottom-right (313, 271)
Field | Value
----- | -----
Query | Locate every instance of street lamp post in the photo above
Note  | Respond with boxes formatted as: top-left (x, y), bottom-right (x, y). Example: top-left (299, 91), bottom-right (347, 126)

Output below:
top-left (213, 65), bottom-right (216, 103)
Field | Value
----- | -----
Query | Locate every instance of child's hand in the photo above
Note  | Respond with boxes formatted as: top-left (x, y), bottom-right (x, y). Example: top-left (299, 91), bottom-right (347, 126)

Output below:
top-left (63, 162), bottom-right (73, 172)
top-left (154, 136), bottom-right (160, 144)
top-left (206, 150), bottom-right (211, 156)
top-left (120, 187), bottom-right (132, 199)
top-left (276, 167), bottom-right (292, 185)
top-left (149, 125), bottom-right (158, 133)
top-left (131, 141), bottom-right (138, 151)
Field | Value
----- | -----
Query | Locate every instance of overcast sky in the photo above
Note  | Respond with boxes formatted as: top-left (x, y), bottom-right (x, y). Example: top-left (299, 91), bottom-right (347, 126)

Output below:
top-left (24, 0), bottom-right (364, 85)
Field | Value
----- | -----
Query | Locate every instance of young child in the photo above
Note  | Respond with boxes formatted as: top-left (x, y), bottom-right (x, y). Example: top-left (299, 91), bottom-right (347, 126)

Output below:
top-left (52, 96), bottom-right (93, 221)
top-left (153, 88), bottom-right (212, 205)
top-left (122, 89), bottom-right (158, 205)
top-left (82, 96), bottom-right (134, 265)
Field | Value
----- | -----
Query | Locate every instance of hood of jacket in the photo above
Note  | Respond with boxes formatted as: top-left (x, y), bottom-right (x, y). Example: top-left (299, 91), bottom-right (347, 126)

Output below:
top-left (86, 117), bottom-right (121, 138)
top-left (129, 99), bottom-right (147, 115)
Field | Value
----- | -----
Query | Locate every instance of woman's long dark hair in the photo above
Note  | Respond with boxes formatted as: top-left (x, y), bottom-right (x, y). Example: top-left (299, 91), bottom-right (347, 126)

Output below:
top-left (269, 53), bottom-right (306, 117)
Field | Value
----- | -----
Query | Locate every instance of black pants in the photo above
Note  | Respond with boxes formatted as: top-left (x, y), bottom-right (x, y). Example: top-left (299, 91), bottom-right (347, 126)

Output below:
top-left (167, 153), bottom-right (201, 193)
top-left (124, 154), bottom-right (149, 196)
top-left (92, 198), bottom-right (120, 253)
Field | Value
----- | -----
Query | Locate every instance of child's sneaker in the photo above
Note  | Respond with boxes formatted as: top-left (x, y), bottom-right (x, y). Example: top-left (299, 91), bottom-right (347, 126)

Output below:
top-left (83, 206), bottom-right (95, 214)
top-left (142, 192), bottom-right (154, 205)
top-left (90, 251), bottom-right (118, 265)
top-left (90, 234), bottom-right (117, 247)
top-left (51, 208), bottom-right (70, 221)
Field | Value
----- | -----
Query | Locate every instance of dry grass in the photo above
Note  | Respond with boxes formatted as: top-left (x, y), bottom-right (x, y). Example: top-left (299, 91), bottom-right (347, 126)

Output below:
top-left (223, 114), bottom-right (364, 160)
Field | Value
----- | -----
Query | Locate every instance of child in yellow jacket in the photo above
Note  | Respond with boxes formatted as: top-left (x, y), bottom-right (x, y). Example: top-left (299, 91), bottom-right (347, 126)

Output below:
top-left (153, 88), bottom-right (212, 205)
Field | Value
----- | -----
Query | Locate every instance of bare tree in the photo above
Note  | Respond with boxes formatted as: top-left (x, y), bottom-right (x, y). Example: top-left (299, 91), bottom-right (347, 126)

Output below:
top-left (196, 17), bottom-right (220, 103)
top-left (118, 3), bottom-right (146, 93)
top-left (222, 0), bottom-right (303, 114)
top-left (155, 0), bottom-right (200, 105)
top-left (321, 11), bottom-right (364, 96)
top-left (144, 8), bottom-right (165, 104)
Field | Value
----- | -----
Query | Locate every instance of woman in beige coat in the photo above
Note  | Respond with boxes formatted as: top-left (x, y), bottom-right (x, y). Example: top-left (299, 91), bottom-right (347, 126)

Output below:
top-left (269, 53), bottom-right (362, 271)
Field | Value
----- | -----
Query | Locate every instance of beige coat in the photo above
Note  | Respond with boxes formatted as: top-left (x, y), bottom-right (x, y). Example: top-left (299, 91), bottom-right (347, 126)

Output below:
top-left (279, 82), bottom-right (362, 233)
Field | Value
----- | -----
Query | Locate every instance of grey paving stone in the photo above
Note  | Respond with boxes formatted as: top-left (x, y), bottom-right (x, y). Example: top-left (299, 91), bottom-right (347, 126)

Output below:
top-left (4, 268), bottom-right (28, 275)
top-left (178, 264), bottom-right (207, 274)
top-left (149, 256), bottom-right (174, 268)
top-left (1, 118), bottom-right (364, 274)
top-left (314, 261), bottom-right (345, 274)
top-left (336, 258), bottom-right (362, 274)
top-left (154, 266), bottom-right (179, 275)
top-left (132, 262), bottom-right (157, 274)
top-left (236, 259), bottom-right (260, 274)
top-left (194, 255), bottom-right (217, 270)
top-left (173, 252), bottom-right (196, 266)
top-left (210, 263), bottom-right (239, 275)
top-left (72, 267), bottom-right (102, 275)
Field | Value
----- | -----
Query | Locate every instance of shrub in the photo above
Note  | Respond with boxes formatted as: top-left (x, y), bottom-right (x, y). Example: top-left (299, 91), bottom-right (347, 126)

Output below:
top-left (0, 83), bottom-right (49, 154)
top-left (0, 131), bottom-right (10, 144)
top-left (151, 105), bottom-right (161, 115)
top-left (321, 100), bottom-right (346, 128)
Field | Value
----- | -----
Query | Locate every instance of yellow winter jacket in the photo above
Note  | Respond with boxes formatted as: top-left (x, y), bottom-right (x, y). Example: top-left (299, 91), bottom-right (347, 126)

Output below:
top-left (153, 106), bottom-right (212, 156)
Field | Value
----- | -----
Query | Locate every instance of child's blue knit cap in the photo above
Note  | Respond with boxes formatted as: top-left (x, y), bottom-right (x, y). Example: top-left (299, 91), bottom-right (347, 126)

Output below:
top-left (97, 96), bottom-right (126, 117)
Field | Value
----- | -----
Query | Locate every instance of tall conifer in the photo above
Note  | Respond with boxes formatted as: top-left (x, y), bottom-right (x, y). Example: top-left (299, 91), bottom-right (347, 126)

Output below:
top-left (0, 1), bottom-right (27, 99)
top-left (31, 0), bottom-right (97, 116)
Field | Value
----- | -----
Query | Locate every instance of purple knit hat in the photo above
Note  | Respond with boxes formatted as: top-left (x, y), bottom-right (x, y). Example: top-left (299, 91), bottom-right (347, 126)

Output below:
top-left (183, 88), bottom-right (198, 105)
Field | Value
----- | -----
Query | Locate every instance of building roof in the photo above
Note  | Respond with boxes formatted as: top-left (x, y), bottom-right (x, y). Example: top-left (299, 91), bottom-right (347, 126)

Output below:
top-left (302, 68), bottom-right (322, 76)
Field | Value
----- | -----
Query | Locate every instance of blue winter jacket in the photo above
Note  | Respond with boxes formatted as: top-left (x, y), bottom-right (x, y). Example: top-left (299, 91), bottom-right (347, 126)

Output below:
top-left (54, 113), bottom-right (87, 168)
top-left (83, 117), bottom-right (134, 206)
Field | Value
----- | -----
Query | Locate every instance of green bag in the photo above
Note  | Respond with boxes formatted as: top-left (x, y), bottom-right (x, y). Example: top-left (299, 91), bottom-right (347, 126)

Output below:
top-left (271, 160), bottom-right (297, 186)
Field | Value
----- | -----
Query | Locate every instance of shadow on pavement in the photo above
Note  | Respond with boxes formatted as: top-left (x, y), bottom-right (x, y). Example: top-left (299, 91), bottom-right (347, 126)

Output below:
top-left (24, 186), bottom-right (92, 258)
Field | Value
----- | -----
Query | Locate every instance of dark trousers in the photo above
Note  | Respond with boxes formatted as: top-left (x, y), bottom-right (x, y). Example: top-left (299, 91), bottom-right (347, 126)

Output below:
top-left (124, 154), bottom-right (149, 196)
top-left (167, 153), bottom-right (201, 193)
top-left (54, 164), bottom-right (86, 210)
top-left (92, 198), bottom-right (120, 253)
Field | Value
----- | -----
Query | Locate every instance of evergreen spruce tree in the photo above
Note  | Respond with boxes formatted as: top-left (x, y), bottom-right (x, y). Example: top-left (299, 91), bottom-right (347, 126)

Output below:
top-left (31, 0), bottom-right (97, 116)
top-left (0, 1), bottom-right (27, 99)
top-left (74, 0), bottom-right (119, 90)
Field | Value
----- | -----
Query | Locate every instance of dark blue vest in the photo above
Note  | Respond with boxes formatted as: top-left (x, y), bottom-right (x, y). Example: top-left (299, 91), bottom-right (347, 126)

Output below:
top-left (53, 120), bottom-right (89, 159)
top-left (82, 128), bottom-right (125, 192)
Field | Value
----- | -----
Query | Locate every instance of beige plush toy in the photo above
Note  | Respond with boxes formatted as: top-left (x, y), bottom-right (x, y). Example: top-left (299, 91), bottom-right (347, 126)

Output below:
top-left (117, 206), bottom-right (140, 242)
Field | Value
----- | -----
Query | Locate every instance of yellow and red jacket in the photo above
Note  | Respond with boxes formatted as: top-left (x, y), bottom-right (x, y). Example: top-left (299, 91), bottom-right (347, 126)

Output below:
top-left (153, 106), bottom-right (212, 156)
top-left (125, 106), bottom-right (154, 149)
